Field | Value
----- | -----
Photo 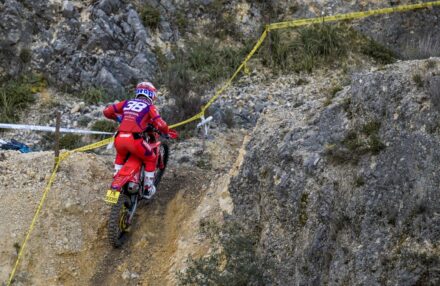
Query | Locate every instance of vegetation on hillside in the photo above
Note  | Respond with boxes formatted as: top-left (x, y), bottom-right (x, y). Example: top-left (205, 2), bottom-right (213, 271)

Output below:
top-left (140, 4), bottom-right (161, 29)
top-left (259, 23), bottom-right (396, 73)
top-left (162, 40), bottom-right (252, 125)
top-left (158, 22), bottom-right (397, 127)
top-left (91, 119), bottom-right (118, 139)
top-left (0, 74), bottom-right (46, 123)
top-left (178, 221), bottom-right (269, 285)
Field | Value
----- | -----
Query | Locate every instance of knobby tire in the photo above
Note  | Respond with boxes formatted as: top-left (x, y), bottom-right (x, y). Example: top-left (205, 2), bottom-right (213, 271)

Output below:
top-left (108, 193), bottom-right (131, 248)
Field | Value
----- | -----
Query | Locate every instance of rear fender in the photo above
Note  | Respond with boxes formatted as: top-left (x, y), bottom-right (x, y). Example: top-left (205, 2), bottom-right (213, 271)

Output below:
top-left (111, 156), bottom-right (142, 190)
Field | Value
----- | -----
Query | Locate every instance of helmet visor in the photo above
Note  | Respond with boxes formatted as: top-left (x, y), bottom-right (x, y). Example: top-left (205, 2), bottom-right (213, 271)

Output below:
top-left (136, 88), bottom-right (156, 99)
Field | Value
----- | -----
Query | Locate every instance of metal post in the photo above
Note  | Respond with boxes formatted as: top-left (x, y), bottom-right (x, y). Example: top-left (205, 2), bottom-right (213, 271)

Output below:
top-left (54, 111), bottom-right (61, 165)
top-left (200, 116), bottom-right (206, 154)
top-left (202, 129), bottom-right (206, 154)
top-left (197, 116), bottom-right (213, 155)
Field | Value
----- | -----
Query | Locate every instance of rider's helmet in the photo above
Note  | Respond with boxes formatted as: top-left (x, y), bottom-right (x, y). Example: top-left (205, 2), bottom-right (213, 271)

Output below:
top-left (135, 81), bottom-right (157, 103)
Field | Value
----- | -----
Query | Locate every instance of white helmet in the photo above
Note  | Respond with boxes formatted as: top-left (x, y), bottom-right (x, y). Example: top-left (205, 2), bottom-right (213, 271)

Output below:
top-left (135, 81), bottom-right (157, 103)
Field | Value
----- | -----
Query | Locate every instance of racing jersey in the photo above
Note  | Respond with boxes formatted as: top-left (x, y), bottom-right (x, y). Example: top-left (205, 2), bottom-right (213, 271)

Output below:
top-left (103, 99), bottom-right (169, 134)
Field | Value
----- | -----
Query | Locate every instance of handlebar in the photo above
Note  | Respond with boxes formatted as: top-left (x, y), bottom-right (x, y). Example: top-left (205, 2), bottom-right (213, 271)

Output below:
top-left (144, 125), bottom-right (169, 139)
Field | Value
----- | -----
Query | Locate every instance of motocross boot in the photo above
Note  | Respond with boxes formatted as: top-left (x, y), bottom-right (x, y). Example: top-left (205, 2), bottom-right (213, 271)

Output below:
top-left (143, 171), bottom-right (156, 199)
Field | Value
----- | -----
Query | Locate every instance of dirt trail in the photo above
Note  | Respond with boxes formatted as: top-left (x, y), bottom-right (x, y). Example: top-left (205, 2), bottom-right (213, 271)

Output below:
top-left (0, 130), bottom-right (247, 285)
top-left (90, 168), bottom-right (207, 286)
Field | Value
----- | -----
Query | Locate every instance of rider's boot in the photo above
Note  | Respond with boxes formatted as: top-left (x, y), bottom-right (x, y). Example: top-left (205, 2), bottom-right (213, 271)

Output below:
top-left (114, 164), bottom-right (123, 176)
top-left (143, 171), bottom-right (156, 199)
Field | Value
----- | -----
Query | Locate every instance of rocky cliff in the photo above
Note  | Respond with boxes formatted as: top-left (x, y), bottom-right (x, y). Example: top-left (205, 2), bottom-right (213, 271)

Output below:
top-left (2, 1), bottom-right (440, 285)
top-left (229, 58), bottom-right (440, 285)
top-left (1, 0), bottom-right (158, 96)
top-left (1, 0), bottom-right (439, 95)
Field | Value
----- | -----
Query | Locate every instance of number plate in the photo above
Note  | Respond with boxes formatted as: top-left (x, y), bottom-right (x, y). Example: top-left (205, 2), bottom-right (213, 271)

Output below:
top-left (105, 190), bottom-right (120, 204)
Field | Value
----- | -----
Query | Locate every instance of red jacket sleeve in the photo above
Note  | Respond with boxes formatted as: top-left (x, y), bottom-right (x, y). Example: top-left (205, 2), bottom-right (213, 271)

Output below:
top-left (103, 101), bottom-right (126, 120)
top-left (149, 105), bottom-right (169, 134)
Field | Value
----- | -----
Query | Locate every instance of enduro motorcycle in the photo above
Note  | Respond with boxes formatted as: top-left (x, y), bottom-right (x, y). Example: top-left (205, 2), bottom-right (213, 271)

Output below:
top-left (104, 128), bottom-right (169, 248)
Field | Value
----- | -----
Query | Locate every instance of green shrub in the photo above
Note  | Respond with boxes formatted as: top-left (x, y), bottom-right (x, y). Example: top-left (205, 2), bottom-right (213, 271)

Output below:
top-left (19, 48), bottom-right (32, 63)
top-left (165, 60), bottom-right (200, 124)
top-left (425, 60), bottom-right (437, 69)
top-left (13, 242), bottom-right (21, 255)
top-left (428, 76), bottom-right (440, 112)
top-left (261, 23), bottom-right (349, 73)
top-left (140, 4), bottom-right (161, 29)
top-left (299, 24), bottom-right (348, 58)
top-left (183, 41), bottom-right (248, 84)
top-left (164, 40), bottom-right (251, 125)
top-left (354, 176), bottom-right (365, 187)
top-left (325, 120), bottom-right (385, 164)
top-left (0, 78), bottom-right (35, 123)
top-left (361, 120), bottom-right (381, 136)
top-left (91, 119), bottom-right (117, 133)
top-left (178, 221), bottom-right (267, 286)
top-left (78, 116), bottom-right (92, 127)
top-left (299, 193), bottom-right (309, 227)
top-left (91, 119), bottom-right (118, 139)
top-left (368, 134), bottom-right (386, 155)
top-left (222, 108), bottom-right (235, 128)
top-left (59, 134), bottom-right (83, 150)
top-left (330, 85), bottom-right (343, 96)
top-left (260, 23), bottom-right (396, 73)
top-left (176, 12), bottom-right (188, 34)
top-left (323, 84), bottom-right (343, 106)
top-left (412, 73), bottom-right (424, 88)
top-left (402, 34), bottom-right (440, 60)
top-left (40, 132), bottom-right (85, 150)
top-left (78, 87), bottom-right (105, 104)
top-left (205, 0), bottom-right (240, 39)
top-left (342, 97), bottom-right (352, 115)
top-left (260, 30), bottom-right (292, 71)
top-left (360, 38), bottom-right (396, 64)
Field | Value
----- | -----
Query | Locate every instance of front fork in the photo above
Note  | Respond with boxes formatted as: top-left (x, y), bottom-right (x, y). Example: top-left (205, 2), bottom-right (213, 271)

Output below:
top-left (127, 195), bottom-right (138, 225)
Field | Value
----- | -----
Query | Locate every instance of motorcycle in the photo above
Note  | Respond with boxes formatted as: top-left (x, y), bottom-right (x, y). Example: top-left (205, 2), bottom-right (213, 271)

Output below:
top-left (104, 128), bottom-right (169, 248)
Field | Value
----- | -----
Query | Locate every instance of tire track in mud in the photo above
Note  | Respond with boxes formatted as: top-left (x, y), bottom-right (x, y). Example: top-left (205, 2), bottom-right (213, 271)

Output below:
top-left (89, 167), bottom-right (208, 286)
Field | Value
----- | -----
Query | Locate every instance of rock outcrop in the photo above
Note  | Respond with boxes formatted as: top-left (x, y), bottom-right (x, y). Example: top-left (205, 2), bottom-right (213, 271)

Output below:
top-left (229, 58), bottom-right (440, 285)
top-left (1, 0), bottom-right (158, 96)
top-left (1, 0), bottom-right (439, 96)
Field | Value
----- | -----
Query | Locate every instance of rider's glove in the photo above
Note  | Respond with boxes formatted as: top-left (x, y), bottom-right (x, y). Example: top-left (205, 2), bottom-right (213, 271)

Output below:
top-left (167, 129), bottom-right (179, 139)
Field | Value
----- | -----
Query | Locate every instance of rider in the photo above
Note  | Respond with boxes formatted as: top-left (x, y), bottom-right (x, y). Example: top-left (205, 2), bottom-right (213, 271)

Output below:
top-left (103, 81), bottom-right (178, 198)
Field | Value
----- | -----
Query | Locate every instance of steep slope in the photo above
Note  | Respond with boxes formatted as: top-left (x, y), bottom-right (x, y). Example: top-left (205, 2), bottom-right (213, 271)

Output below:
top-left (0, 130), bottom-right (246, 285)
top-left (228, 58), bottom-right (440, 285)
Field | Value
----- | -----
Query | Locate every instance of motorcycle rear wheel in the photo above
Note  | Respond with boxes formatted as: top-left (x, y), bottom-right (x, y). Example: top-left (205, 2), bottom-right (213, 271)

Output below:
top-left (108, 193), bottom-right (132, 248)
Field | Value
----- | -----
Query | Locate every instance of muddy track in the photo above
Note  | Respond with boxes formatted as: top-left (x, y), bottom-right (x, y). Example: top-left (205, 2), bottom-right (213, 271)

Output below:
top-left (90, 167), bottom-right (208, 286)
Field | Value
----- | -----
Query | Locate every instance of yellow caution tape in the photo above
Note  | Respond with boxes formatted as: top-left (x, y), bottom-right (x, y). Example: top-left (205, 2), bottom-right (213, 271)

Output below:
top-left (7, 159), bottom-right (62, 286)
top-left (201, 27), bottom-right (269, 114)
top-left (8, 2), bottom-right (440, 284)
top-left (267, 1), bottom-right (440, 30)
top-left (169, 111), bottom-right (205, 129)
top-left (70, 137), bottom-right (114, 153)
